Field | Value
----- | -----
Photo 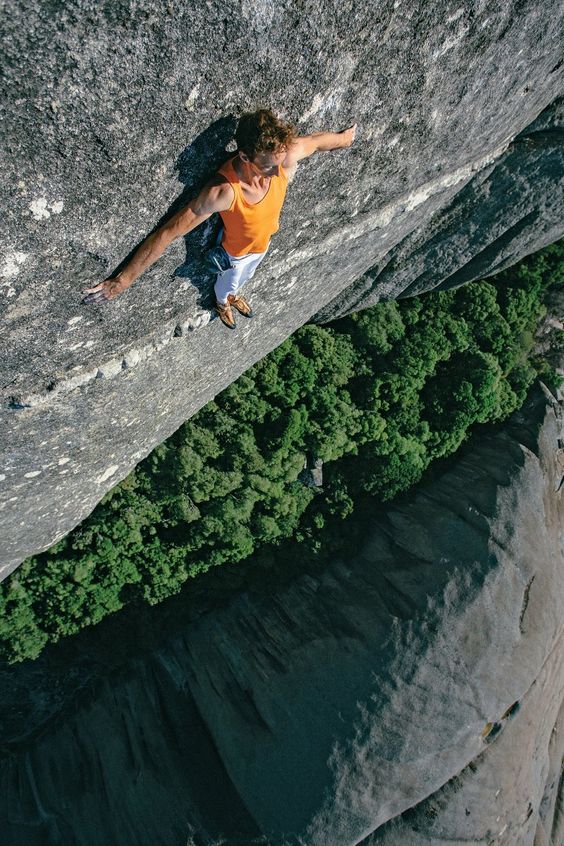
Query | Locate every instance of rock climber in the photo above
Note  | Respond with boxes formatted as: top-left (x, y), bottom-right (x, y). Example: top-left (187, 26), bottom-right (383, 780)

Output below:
top-left (83, 109), bottom-right (357, 329)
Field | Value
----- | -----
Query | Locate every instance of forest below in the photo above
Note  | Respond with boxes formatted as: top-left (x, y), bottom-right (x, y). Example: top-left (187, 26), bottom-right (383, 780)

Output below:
top-left (1, 241), bottom-right (562, 664)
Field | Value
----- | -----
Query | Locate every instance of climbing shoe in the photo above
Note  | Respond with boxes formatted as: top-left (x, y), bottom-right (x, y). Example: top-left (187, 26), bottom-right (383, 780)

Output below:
top-left (227, 293), bottom-right (254, 318)
top-left (216, 300), bottom-right (236, 329)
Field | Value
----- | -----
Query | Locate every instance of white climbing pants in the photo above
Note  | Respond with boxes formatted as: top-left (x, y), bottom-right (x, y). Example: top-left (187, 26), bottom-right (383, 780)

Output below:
top-left (214, 245), bottom-right (269, 304)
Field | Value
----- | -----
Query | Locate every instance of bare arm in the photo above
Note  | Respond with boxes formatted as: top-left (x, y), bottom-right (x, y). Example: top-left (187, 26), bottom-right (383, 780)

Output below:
top-left (83, 178), bottom-right (234, 302)
top-left (283, 123), bottom-right (357, 175)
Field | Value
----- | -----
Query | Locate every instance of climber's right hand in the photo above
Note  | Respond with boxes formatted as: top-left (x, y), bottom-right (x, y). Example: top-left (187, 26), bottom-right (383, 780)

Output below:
top-left (82, 275), bottom-right (129, 304)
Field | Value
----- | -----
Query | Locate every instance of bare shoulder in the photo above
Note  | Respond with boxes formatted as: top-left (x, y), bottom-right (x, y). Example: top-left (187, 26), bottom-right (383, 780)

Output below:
top-left (191, 174), bottom-right (234, 215)
top-left (160, 174), bottom-right (234, 240)
top-left (283, 137), bottom-right (313, 168)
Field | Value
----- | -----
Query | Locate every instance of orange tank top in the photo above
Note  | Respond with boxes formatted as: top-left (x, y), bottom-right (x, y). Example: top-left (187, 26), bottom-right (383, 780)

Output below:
top-left (218, 156), bottom-right (288, 256)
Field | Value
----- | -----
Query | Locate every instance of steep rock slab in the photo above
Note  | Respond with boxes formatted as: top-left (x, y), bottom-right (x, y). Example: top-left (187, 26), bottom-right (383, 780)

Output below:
top-left (363, 646), bottom-right (564, 844)
top-left (1, 0), bottom-right (563, 574)
top-left (1, 386), bottom-right (562, 845)
top-left (315, 97), bottom-right (564, 321)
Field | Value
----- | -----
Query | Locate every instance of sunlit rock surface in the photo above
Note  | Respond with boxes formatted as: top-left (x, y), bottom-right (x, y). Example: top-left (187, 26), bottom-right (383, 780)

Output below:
top-left (1, 385), bottom-right (562, 845)
top-left (314, 99), bottom-right (564, 321)
top-left (1, 0), bottom-right (563, 573)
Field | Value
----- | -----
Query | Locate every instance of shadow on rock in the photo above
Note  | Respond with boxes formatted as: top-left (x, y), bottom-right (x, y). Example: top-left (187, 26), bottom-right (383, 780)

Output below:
top-left (113, 114), bottom-right (238, 310)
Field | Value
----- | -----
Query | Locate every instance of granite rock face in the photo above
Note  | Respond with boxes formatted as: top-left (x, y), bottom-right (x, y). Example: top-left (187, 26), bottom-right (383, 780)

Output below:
top-left (1, 385), bottom-right (562, 845)
top-left (1, 0), bottom-right (563, 574)
top-left (314, 98), bottom-right (564, 321)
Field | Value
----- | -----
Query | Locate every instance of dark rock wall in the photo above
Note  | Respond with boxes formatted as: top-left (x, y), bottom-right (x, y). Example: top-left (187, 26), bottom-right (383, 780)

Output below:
top-left (1, 0), bottom-right (563, 573)
top-left (1, 385), bottom-right (562, 845)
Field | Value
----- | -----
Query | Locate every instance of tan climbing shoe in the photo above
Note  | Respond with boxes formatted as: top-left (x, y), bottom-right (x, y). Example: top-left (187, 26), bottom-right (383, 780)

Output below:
top-left (216, 300), bottom-right (236, 329)
top-left (227, 293), bottom-right (254, 318)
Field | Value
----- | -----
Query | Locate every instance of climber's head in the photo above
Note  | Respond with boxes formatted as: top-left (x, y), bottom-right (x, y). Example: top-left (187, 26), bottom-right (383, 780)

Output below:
top-left (236, 109), bottom-right (295, 177)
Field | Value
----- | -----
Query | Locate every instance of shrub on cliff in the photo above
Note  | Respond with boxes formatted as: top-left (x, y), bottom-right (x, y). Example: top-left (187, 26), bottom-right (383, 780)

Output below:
top-left (0, 240), bottom-right (561, 662)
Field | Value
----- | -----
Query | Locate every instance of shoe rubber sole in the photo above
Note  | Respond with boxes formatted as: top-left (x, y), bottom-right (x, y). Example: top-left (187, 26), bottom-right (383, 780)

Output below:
top-left (216, 306), bottom-right (236, 329)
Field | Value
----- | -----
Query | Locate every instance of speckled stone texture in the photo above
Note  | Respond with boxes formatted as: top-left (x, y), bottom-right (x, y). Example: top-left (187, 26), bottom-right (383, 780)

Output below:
top-left (314, 98), bottom-right (564, 321)
top-left (1, 0), bottom-right (563, 574)
top-left (1, 385), bottom-right (562, 845)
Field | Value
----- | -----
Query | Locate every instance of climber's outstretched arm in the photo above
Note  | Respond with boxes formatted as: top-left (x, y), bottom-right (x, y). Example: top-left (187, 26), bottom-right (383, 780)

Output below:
top-left (83, 177), bottom-right (234, 303)
top-left (283, 123), bottom-right (357, 178)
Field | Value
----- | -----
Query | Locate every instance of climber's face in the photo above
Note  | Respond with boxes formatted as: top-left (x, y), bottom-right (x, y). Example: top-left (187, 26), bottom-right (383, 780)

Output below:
top-left (240, 149), bottom-right (286, 178)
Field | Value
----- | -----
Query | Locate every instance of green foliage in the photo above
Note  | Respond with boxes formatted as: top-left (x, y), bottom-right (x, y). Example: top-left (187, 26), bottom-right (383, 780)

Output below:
top-left (1, 239), bottom-right (561, 662)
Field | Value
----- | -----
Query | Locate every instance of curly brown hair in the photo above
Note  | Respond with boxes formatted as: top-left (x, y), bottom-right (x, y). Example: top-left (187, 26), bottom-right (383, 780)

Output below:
top-left (235, 109), bottom-right (296, 160)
